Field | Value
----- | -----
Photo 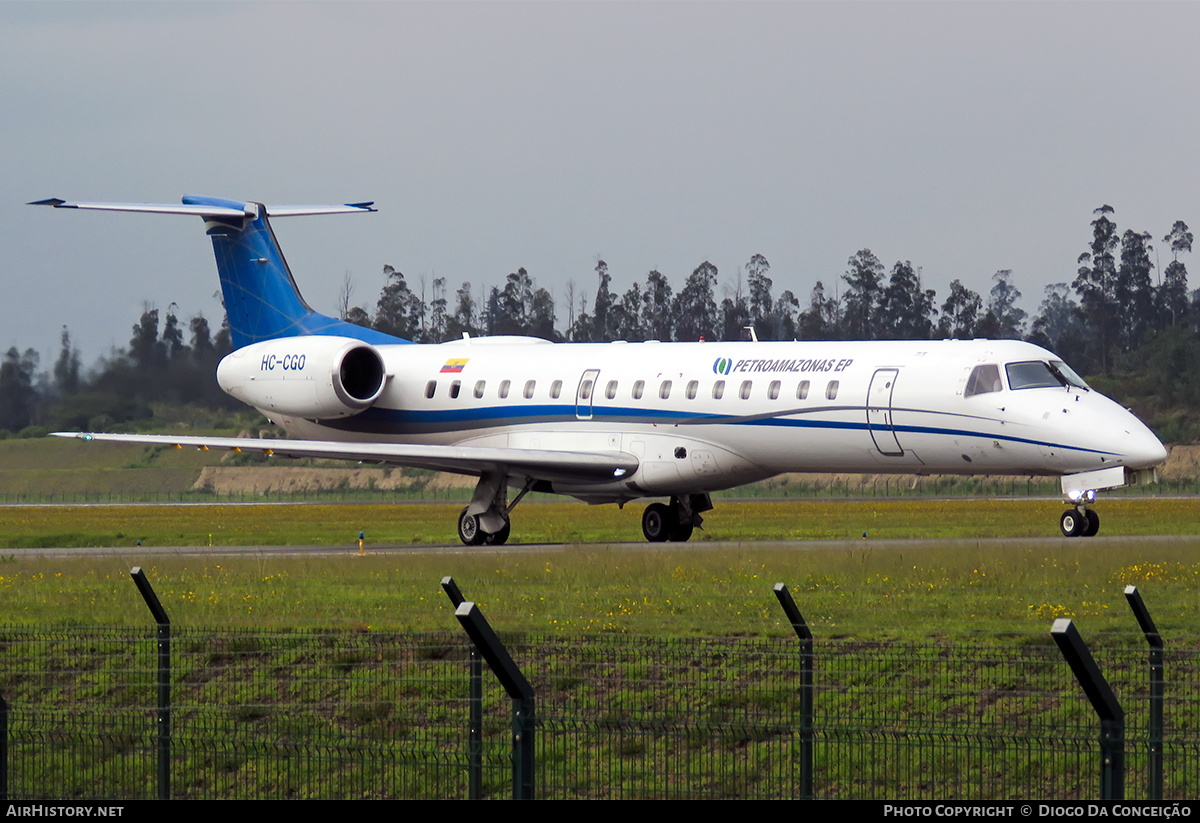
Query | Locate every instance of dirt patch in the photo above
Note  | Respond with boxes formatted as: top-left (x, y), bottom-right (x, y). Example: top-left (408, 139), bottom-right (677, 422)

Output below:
top-left (1159, 444), bottom-right (1200, 480)
top-left (193, 466), bottom-right (471, 495)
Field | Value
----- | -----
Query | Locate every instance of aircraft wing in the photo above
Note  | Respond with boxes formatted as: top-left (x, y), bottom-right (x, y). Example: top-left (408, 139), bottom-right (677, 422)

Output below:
top-left (51, 432), bottom-right (638, 484)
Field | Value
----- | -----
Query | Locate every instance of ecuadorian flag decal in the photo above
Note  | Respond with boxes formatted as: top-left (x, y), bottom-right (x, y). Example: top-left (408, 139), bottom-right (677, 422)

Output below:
top-left (440, 358), bottom-right (469, 374)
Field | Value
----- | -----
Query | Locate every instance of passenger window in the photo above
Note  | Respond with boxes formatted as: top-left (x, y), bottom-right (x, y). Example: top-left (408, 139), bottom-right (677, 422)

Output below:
top-left (825, 380), bottom-right (839, 400)
top-left (740, 380), bottom-right (752, 400)
top-left (768, 380), bottom-right (780, 400)
top-left (551, 380), bottom-right (562, 399)
top-left (965, 364), bottom-right (1003, 397)
top-left (524, 380), bottom-right (536, 399)
top-left (474, 380), bottom-right (486, 399)
top-left (659, 380), bottom-right (673, 399)
top-left (712, 380), bottom-right (725, 400)
top-left (425, 380), bottom-right (436, 399)
top-left (450, 380), bottom-right (461, 399)
top-left (580, 379), bottom-right (593, 400)
top-left (797, 380), bottom-right (809, 400)
top-left (686, 380), bottom-right (698, 399)
top-left (632, 380), bottom-right (645, 400)
top-left (498, 380), bottom-right (510, 399)
top-left (606, 380), bottom-right (618, 400)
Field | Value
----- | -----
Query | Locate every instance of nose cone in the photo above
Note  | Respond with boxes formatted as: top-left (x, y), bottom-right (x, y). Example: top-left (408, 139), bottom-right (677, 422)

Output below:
top-left (1121, 419), bottom-right (1168, 469)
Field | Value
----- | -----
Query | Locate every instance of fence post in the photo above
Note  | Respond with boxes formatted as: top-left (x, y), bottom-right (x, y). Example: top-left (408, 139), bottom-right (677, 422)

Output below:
top-left (130, 567), bottom-right (171, 801)
top-left (441, 577), bottom-right (482, 800)
top-left (773, 583), bottom-right (813, 799)
top-left (1051, 618), bottom-right (1124, 800)
top-left (454, 601), bottom-right (535, 800)
top-left (1124, 586), bottom-right (1164, 800)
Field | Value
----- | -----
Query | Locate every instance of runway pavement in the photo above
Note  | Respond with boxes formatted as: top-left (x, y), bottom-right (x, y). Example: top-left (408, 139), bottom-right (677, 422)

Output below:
top-left (8, 533), bottom-right (1200, 559)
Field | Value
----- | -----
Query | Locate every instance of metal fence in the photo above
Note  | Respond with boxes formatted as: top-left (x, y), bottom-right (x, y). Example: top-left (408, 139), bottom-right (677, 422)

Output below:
top-left (0, 626), bottom-right (1197, 800)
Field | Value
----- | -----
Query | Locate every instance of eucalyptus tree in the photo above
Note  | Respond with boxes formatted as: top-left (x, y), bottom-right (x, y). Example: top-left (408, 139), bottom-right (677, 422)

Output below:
top-left (612, 280), bottom-right (644, 342)
top-left (674, 261), bottom-right (720, 342)
top-left (1159, 220), bottom-right (1192, 328)
top-left (1073, 205), bottom-right (1121, 373)
top-left (775, 288), bottom-right (803, 340)
top-left (445, 281), bottom-right (478, 338)
top-left (841, 249), bottom-right (885, 339)
top-left (1028, 283), bottom-right (1088, 368)
top-left (1116, 229), bottom-right (1156, 352)
top-left (590, 259), bottom-right (614, 342)
top-left (53, 326), bottom-right (81, 395)
top-left (374, 265), bottom-right (423, 340)
top-left (641, 269), bottom-right (674, 341)
top-left (719, 267), bottom-right (750, 341)
top-left (427, 276), bottom-right (448, 341)
top-left (0, 347), bottom-right (40, 431)
top-left (798, 281), bottom-right (837, 340)
top-left (936, 279), bottom-right (982, 339)
top-left (746, 253), bottom-right (776, 339)
top-left (878, 260), bottom-right (936, 339)
top-left (529, 287), bottom-right (557, 341)
top-left (984, 270), bottom-right (1026, 339)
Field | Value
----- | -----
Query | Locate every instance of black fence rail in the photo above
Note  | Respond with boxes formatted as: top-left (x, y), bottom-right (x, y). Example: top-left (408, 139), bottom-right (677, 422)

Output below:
top-left (0, 627), bottom-right (1198, 799)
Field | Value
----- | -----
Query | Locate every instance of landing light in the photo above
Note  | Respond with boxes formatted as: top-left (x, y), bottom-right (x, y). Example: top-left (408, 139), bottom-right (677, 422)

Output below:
top-left (1066, 489), bottom-right (1097, 503)
top-left (613, 468), bottom-right (627, 478)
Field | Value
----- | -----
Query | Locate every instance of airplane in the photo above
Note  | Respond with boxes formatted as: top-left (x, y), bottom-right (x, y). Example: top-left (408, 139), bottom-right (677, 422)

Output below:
top-left (32, 195), bottom-right (1167, 544)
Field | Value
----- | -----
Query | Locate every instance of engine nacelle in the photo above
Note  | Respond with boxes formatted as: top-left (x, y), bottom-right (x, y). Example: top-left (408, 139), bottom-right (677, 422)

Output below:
top-left (217, 336), bottom-right (387, 419)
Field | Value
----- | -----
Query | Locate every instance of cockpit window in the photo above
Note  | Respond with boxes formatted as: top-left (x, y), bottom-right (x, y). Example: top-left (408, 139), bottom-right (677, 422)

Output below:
top-left (965, 364), bottom-right (1002, 398)
top-left (1005, 360), bottom-right (1090, 391)
top-left (1050, 360), bottom-right (1089, 390)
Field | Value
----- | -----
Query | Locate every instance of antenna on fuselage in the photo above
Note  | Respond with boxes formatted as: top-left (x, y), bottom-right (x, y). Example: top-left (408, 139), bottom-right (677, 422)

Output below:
top-left (745, 325), bottom-right (759, 343)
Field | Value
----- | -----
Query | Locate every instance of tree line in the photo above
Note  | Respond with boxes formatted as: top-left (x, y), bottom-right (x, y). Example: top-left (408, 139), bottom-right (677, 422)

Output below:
top-left (3, 205), bottom-right (1195, 437)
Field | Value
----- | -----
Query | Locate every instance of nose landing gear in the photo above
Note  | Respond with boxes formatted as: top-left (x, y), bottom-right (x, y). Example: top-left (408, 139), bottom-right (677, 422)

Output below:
top-left (1059, 482), bottom-right (1102, 537)
top-left (1059, 506), bottom-right (1100, 537)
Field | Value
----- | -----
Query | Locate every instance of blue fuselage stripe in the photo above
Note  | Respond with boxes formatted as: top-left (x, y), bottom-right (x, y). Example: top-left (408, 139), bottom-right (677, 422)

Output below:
top-left (318, 402), bottom-right (1117, 458)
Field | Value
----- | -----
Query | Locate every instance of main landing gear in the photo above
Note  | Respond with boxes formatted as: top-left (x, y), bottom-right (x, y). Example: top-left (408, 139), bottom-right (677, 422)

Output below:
top-left (457, 472), bottom-right (535, 546)
top-left (641, 494), bottom-right (712, 543)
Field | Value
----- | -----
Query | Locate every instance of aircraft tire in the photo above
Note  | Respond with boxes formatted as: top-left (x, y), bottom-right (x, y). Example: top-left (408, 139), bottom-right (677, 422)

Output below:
top-left (1059, 509), bottom-right (1084, 538)
top-left (483, 518), bottom-right (511, 546)
top-left (642, 503), bottom-right (671, 542)
top-left (457, 507), bottom-right (485, 546)
top-left (1082, 509), bottom-right (1100, 537)
top-left (668, 520), bottom-right (694, 542)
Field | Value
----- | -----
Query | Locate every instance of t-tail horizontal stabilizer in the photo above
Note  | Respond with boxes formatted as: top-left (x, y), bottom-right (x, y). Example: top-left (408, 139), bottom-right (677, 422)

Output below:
top-left (29, 195), bottom-right (402, 350)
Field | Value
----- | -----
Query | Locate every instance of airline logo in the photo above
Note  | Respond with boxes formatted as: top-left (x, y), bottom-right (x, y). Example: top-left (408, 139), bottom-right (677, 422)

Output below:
top-left (440, 358), bottom-right (469, 374)
top-left (714, 355), bottom-right (854, 374)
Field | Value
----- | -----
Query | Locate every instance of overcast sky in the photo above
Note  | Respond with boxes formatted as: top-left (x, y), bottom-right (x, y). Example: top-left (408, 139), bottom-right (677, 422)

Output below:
top-left (4, 1), bottom-right (1199, 366)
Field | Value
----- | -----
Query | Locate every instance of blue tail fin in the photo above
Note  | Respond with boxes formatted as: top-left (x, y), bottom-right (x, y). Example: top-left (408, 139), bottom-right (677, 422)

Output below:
top-left (181, 195), bottom-right (406, 349)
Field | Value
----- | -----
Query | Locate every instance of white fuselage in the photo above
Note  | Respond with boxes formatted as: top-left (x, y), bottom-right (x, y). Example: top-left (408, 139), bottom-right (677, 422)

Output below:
top-left (265, 336), bottom-right (1166, 504)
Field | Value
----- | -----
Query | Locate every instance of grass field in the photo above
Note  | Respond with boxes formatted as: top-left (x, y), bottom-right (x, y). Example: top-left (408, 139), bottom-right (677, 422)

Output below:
top-left (1, 498), bottom-right (1197, 639)
top-left (4, 497), bottom-right (1199, 799)
top-left (2, 497), bottom-right (1199, 548)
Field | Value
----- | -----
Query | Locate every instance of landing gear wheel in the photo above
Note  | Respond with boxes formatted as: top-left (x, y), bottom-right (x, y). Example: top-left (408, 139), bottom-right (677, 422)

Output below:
top-left (483, 518), bottom-right (511, 546)
top-left (668, 519), bottom-right (694, 542)
top-left (642, 503), bottom-right (670, 542)
top-left (457, 507), bottom-right (485, 546)
top-left (1082, 509), bottom-right (1100, 537)
top-left (1059, 509), bottom-right (1084, 538)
